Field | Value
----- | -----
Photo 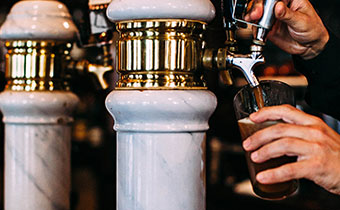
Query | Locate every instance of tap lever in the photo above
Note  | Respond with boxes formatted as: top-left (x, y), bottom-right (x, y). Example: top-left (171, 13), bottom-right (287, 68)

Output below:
top-left (228, 52), bottom-right (264, 87)
top-left (231, 0), bottom-right (279, 42)
top-left (67, 58), bottom-right (113, 89)
top-left (203, 46), bottom-right (264, 87)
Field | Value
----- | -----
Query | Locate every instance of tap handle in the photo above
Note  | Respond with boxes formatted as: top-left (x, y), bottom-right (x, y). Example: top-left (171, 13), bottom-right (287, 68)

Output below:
top-left (231, 0), bottom-right (279, 42)
top-left (258, 0), bottom-right (279, 30)
top-left (222, 0), bottom-right (239, 28)
top-left (253, 0), bottom-right (279, 43)
top-left (68, 60), bottom-right (113, 89)
top-left (88, 64), bottom-right (112, 89)
top-left (88, 0), bottom-right (113, 35)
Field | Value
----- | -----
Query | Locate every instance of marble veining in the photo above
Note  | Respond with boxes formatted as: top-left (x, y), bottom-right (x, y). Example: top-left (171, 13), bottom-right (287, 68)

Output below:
top-left (5, 125), bottom-right (71, 210)
top-left (117, 132), bottom-right (206, 210)
top-left (106, 0), bottom-right (216, 22)
top-left (106, 90), bottom-right (217, 210)
top-left (0, 0), bottom-right (79, 41)
top-left (0, 91), bottom-right (79, 210)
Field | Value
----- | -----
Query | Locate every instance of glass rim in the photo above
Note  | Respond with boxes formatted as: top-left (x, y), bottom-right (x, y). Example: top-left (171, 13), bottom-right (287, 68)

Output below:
top-left (233, 80), bottom-right (294, 118)
top-left (233, 80), bottom-right (293, 102)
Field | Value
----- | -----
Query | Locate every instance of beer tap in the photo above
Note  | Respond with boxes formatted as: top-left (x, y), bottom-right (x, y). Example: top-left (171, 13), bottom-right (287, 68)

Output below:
top-left (203, 42), bottom-right (265, 87)
top-left (203, 0), bottom-right (279, 88)
top-left (68, 0), bottom-right (114, 89)
top-left (104, 0), bottom-right (217, 210)
top-left (102, 0), bottom-right (280, 209)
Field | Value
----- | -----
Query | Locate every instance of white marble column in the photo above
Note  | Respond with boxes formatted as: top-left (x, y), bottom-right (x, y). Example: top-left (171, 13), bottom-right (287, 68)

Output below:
top-left (0, 91), bottom-right (79, 210)
top-left (106, 90), bottom-right (217, 210)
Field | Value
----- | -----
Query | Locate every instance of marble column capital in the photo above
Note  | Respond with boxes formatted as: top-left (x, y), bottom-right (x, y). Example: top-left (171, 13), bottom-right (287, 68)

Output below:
top-left (106, 90), bottom-right (217, 132)
top-left (107, 0), bottom-right (216, 22)
top-left (0, 91), bottom-right (79, 124)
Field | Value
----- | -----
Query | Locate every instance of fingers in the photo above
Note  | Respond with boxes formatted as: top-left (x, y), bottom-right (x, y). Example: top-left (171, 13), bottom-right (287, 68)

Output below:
top-left (274, 1), bottom-right (317, 32)
top-left (250, 137), bottom-right (309, 163)
top-left (245, 0), bottom-right (296, 25)
top-left (244, 0), bottom-right (263, 22)
top-left (243, 122), bottom-right (327, 151)
top-left (256, 161), bottom-right (309, 184)
top-left (274, 1), bottom-right (293, 21)
top-left (249, 104), bottom-right (321, 125)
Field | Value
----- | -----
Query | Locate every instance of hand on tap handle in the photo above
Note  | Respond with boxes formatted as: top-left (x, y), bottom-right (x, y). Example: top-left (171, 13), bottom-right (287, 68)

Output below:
top-left (238, 0), bottom-right (340, 197)
top-left (245, 0), bottom-right (329, 59)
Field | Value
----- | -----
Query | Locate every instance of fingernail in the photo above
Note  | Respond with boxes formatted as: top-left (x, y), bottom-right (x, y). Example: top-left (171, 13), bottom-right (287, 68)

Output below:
top-left (243, 139), bottom-right (251, 150)
top-left (277, 9), bottom-right (285, 18)
top-left (251, 151), bottom-right (258, 161)
top-left (276, 4), bottom-right (286, 18)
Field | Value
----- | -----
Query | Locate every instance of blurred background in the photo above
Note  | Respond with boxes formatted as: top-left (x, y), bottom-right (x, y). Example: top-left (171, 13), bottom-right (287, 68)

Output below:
top-left (0, 0), bottom-right (339, 209)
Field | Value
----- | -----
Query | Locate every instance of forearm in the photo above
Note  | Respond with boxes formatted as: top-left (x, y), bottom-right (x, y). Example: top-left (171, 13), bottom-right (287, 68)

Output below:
top-left (293, 30), bottom-right (340, 119)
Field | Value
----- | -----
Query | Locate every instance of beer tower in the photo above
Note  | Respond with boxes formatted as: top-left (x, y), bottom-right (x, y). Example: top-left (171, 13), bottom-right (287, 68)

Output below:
top-left (105, 0), bottom-right (217, 209)
top-left (0, 1), bottom-right (79, 209)
top-left (105, 0), bottom-right (282, 209)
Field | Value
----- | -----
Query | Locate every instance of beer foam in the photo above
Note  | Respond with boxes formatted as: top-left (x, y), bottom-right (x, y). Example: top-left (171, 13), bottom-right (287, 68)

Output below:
top-left (238, 117), bottom-right (254, 124)
top-left (238, 117), bottom-right (279, 127)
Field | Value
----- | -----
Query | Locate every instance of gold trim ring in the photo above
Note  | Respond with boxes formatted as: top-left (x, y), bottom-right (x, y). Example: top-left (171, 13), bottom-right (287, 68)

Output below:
top-left (4, 40), bottom-right (72, 91)
top-left (115, 19), bottom-right (207, 90)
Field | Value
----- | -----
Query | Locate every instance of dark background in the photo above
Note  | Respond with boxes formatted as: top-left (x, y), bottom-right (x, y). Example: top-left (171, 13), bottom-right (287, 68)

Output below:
top-left (0, 0), bottom-right (339, 210)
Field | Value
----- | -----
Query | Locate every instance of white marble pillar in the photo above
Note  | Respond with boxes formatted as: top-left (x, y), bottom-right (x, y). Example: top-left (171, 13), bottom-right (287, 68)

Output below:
top-left (0, 1), bottom-right (79, 209)
top-left (106, 90), bottom-right (217, 210)
top-left (0, 91), bottom-right (79, 210)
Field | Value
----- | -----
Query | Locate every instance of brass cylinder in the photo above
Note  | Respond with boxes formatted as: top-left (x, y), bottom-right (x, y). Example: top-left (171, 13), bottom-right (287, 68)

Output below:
top-left (4, 40), bottom-right (71, 91)
top-left (116, 19), bottom-right (207, 89)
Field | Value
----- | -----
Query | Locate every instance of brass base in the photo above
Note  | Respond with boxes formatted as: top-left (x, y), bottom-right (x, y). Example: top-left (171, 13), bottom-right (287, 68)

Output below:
top-left (116, 71), bottom-right (206, 90)
top-left (4, 40), bottom-right (71, 91)
top-left (116, 19), bottom-right (207, 90)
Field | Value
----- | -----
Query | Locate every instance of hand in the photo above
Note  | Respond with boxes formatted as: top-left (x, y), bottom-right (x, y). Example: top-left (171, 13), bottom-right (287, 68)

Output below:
top-left (242, 105), bottom-right (340, 195)
top-left (245, 0), bottom-right (329, 60)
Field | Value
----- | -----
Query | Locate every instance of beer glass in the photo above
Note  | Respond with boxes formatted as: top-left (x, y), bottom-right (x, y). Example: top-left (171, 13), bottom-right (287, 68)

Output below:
top-left (233, 80), bottom-right (299, 200)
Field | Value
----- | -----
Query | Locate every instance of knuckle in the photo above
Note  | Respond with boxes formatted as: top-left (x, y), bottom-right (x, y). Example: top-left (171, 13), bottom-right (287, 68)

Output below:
top-left (258, 146), bottom-right (270, 158)
top-left (310, 157), bottom-right (324, 176)
top-left (310, 116), bottom-right (324, 124)
top-left (280, 138), bottom-right (291, 150)
top-left (272, 123), bottom-right (288, 135)
top-left (282, 164), bottom-right (296, 180)
top-left (311, 142), bottom-right (324, 153)
top-left (310, 126), bottom-right (327, 139)
top-left (311, 145), bottom-right (327, 167)
top-left (280, 104), bottom-right (294, 112)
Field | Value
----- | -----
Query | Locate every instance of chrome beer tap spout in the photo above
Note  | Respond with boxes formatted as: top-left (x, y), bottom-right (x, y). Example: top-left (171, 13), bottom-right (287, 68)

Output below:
top-left (227, 50), bottom-right (264, 87)
top-left (68, 0), bottom-right (114, 89)
top-left (202, 0), bottom-right (279, 88)
top-left (202, 43), bottom-right (264, 88)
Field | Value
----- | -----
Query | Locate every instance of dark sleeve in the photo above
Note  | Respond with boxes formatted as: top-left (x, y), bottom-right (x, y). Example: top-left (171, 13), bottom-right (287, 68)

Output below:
top-left (293, 30), bottom-right (340, 120)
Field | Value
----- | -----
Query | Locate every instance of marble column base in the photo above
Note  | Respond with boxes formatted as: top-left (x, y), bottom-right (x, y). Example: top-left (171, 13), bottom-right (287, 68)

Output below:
top-left (106, 90), bottom-right (217, 210)
top-left (0, 91), bottom-right (79, 210)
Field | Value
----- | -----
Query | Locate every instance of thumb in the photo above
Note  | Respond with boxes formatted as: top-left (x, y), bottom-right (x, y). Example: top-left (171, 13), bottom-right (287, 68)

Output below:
top-left (274, 1), bottom-right (302, 28)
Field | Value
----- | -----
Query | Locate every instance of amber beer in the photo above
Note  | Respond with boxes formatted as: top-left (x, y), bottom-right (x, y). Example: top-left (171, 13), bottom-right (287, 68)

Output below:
top-left (238, 117), bottom-right (298, 199)
top-left (253, 86), bottom-right (265, 109)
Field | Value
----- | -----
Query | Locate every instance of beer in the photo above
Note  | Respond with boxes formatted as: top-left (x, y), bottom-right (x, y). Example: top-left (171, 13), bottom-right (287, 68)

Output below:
top-left (238, 117), bottom-right (298, 199)
top-left (253, 86), bottom-right (265, 109)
